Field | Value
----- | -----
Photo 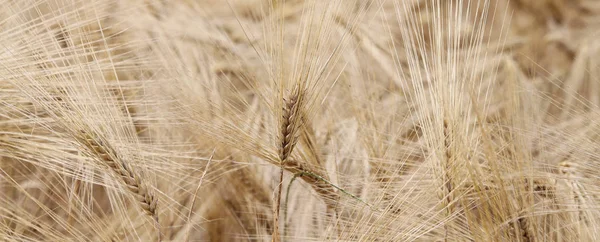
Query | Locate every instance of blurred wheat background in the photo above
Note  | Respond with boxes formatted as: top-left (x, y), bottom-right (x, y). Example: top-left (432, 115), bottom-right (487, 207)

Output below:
top-left (1, 0), bottom-right (600, 241)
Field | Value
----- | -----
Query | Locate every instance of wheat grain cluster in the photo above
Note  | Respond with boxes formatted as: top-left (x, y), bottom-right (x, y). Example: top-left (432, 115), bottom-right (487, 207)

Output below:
top-left (1, 0), bottom-right (600, 241)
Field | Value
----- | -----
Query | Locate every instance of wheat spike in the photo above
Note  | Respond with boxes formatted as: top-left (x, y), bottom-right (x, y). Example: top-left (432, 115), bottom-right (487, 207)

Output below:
top-left (77, 130), bottom-right (161, 241)
top-left (279, 92), bottom-right (301, 163)
top-left (273, 90), bottom-right (301, 242)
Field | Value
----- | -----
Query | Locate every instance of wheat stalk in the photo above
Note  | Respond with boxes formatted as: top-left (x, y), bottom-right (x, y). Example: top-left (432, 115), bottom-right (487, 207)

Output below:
top-left (183, 150), bottom-right (213, 242)
top-left (441, 119), bottom-right (454, 241)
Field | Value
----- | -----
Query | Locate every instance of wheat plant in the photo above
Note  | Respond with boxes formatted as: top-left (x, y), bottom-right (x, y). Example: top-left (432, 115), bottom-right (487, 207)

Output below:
top-left (1, 0), bottom-right (600, 241)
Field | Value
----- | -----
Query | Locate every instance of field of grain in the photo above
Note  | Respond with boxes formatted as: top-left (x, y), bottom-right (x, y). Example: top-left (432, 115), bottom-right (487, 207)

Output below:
top-left (1, 0), bottom-right (600, 241)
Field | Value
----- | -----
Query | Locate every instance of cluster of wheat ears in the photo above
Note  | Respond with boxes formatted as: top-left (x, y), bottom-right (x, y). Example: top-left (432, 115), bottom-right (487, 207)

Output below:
top-left (1, 0), bottom-right (600, 241)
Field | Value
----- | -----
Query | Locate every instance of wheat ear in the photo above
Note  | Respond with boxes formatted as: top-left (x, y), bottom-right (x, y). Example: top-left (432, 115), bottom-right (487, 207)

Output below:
top-left (517, 215), bottom-right (535, 242)
top-left (273, 90), bottom-right (302, 242)
top-left (77, 130), bottom-right (161, 241)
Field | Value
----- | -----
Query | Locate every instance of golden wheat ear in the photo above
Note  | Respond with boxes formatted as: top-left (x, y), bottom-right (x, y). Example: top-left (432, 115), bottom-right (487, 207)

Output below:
top-left (76, 130), bottom-right (160, 223)
top-left (272, 88), bottom-right (301, 242)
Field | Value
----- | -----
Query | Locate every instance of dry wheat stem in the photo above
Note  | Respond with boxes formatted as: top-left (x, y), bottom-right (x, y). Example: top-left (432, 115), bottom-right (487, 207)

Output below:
top-left (183, 149), bottom-right (214, 242)
top-left (442, 119), bottom-right (454, 242)
top-left (67, 179), bottom-right (81, 227)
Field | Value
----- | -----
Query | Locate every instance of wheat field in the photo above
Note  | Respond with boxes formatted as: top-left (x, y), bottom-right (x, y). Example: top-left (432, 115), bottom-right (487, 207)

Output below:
top-left (1, 0), bottom-right (600, 241)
